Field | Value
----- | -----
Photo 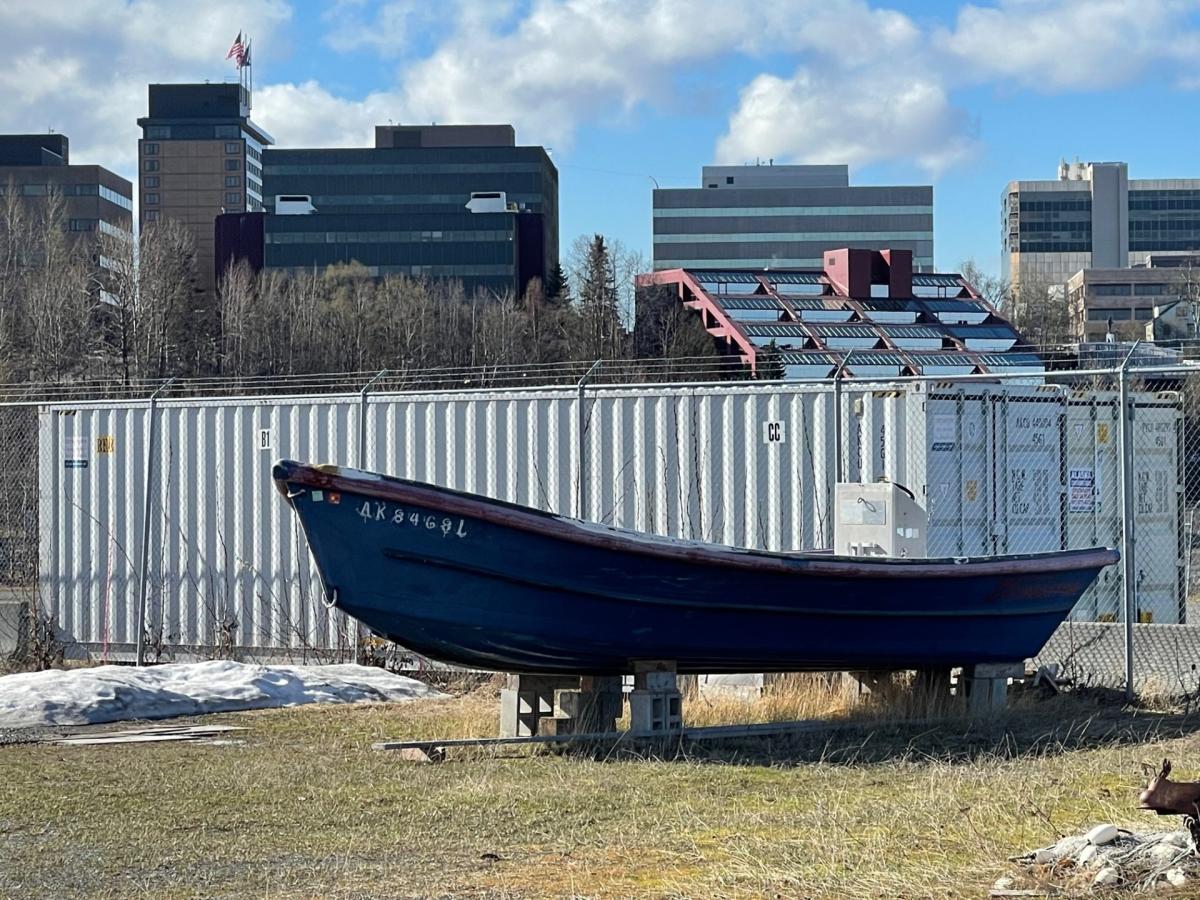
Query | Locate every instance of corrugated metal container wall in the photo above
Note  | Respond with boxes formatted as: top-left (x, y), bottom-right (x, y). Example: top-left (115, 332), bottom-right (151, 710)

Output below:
top-left (1063, 392), bottom-right (1183, 623)
top-left (578, 385), bottom-right (838, 551)
top-left (39, 404), bottom-right (151, 655)
top-left (365, 391), bottom-right (578, 516)
top-left (366, 384), bottom-right (839, 552)
top-left (40, 396), bottom-right (362, 658)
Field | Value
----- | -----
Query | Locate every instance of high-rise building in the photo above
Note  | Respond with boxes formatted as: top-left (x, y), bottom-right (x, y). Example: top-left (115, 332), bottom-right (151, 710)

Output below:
top-left (1003, 160), bottom-right (1200, 294)
top-left (136, 83), bottom-right (274, 291)
top-left (219, 123), bottom-right (557, 296)
top-left (0, 133), bottom-right (133, 293)
top-left (652, 164), bottom-right (934, 272)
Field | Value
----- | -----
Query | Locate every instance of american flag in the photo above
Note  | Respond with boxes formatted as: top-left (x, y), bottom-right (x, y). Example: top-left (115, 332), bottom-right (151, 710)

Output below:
top-left (226, 31), bottom-right (246, 67)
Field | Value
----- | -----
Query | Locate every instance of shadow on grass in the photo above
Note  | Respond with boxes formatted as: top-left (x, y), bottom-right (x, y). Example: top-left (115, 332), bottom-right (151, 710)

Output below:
top-left (546, 689), bottom-right (1200, 769)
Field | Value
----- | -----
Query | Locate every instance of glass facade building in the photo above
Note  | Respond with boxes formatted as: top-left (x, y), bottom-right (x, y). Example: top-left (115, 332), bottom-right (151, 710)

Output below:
top-left (0, 134), bottom-right (133, 299)
top-left (1004, 161), bottom-right (1200, 294)
top-left (653, 165), bottom-right (934, 272)
top-left (260, 131), bottom-right (558, 296)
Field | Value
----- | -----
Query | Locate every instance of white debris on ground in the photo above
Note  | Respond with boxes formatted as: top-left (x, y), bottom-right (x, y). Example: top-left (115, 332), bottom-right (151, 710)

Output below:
top-left (1009, 824), bottom-right (1198, 892)
top-left (0, 660), bottom-right (448, 729)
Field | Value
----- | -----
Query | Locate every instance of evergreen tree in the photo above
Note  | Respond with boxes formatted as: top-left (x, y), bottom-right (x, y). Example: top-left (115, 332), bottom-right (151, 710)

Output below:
top-left (575, 234), bottom-right (624, 360)
top-left (755, 339), bottom-right (785, 380)
top-left (544, 262), bottom-right (569, 305)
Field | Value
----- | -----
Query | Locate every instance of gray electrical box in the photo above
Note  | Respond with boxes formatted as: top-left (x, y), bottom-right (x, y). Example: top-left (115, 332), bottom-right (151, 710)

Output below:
top-left (834, 482), bottom-right (928, 558)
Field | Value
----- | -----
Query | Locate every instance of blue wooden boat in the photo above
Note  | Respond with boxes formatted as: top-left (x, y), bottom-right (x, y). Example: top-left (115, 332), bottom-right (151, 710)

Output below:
top-left (273, 460), bottom-right (1118, 675)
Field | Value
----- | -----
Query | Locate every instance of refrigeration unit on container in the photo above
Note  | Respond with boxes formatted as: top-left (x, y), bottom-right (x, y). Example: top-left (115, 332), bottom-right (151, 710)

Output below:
top-left (833, 482), bottom-right (927, 557)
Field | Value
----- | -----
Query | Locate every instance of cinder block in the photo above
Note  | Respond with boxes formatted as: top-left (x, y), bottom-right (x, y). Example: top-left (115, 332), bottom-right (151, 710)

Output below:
top-left (628, 689), bottom-right (682, 735)
top-left (499, 675), bottom-right (580, 737)
top-left (961, 663), bottom-right (1012, 716)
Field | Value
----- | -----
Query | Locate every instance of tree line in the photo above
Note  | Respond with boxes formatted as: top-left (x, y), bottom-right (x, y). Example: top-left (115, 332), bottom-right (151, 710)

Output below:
top-left (0, 190), bottom-right (721, 385)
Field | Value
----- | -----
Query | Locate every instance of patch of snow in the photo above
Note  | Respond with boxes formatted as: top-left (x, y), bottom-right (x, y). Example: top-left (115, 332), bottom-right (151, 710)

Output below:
top-left (1086, 823), bottom-right (1119, 846)
top-left (0, 660), bottom-right (447, 728)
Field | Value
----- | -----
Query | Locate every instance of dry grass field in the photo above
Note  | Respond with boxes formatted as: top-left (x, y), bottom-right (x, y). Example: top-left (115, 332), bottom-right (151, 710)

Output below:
top-left (2, 677), bottom-right (1200, 898)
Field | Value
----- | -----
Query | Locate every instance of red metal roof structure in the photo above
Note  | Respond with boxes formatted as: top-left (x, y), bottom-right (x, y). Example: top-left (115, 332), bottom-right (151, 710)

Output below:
top-left (636, 248), bottom-right (1042, 379)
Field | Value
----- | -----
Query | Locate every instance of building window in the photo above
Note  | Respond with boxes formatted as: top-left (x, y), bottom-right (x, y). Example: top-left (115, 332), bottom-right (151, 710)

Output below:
top-left (225, 192), bottom-right (242, 206)
top-left (144, 210), bottom-right (159, 222)
top-left (21, 184), bottom-right (47, 196)
top-left (215, 125), bottom-right (239, 139)
top-left (224, 176), bottom-right (240, 187)
top-left (225, 158), bottom-right (240, 171)
top-left (146, 126), bottom-right (170, 139)
top-left (225, 142), bottom-right (241, 154)
top-left (144, 193), bottom-right (159, 205)
top-left (726, 176), bottom-right (734, 184)
top-left (143, 160), bottom-right (159, 172)
top-left (99, 185), bottom-right (133, 210)
top-left (143, 176), bottom-right (159, 188)
top-left (143, 143), bottom-right (159, 155)
top-left (68, 218), bottom-right (96, 232)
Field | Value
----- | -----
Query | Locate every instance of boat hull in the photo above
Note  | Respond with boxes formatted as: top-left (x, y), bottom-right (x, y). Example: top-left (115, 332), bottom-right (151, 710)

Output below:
top-left (273, 461), bottom-right (1118, 675)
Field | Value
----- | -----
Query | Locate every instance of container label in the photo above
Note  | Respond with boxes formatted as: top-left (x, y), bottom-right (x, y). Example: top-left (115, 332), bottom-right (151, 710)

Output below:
top-left (1069, 467), bottom-right (1094, 513)
top-left (258, 428), bottom-right (273, 451)
top-left (64, 435), bottom-right (88, 470)
top-left (932, 414), bottom-right (955, 451)
top-left (96, 436), bottom-right (115, 454)
top-left (965, 480), bottom-right (978, 502)
top-left (762, 421), bottom-right (785, 444)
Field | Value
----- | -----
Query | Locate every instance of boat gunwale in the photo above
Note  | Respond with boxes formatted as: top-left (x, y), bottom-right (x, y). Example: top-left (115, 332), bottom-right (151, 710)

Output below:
top-left (273, 460), bottom-right (1119, 580)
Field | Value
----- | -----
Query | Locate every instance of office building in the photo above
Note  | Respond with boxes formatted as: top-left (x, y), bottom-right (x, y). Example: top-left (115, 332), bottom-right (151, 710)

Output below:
top-left (636, 248), bottom-right (1037, 379)
top-left (1067, 254), bottom-right (1200, 342)
top-left (137, 83), bottom-right (274, 291)
top-left (1003, 160), bottom-right (1200, 294)
top-left (0, 133), bottom-right (133, 287)
top-left (230, 124), bottom-right (557, 295)
top-left (652, 164), bottom-right (934, 272)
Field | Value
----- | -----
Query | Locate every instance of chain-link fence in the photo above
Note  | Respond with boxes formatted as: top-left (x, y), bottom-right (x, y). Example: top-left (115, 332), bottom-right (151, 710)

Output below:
top-left (7, 359), bottom-right (1200, 696)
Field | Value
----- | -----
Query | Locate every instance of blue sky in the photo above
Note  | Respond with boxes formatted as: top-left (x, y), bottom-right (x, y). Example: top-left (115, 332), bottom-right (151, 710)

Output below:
top-left (3, 0), bottom-right (1200, 279)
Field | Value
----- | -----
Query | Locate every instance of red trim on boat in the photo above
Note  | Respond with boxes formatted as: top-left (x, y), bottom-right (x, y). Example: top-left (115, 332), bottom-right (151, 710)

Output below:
top-left (274, 461), bottom-right (1119, 580)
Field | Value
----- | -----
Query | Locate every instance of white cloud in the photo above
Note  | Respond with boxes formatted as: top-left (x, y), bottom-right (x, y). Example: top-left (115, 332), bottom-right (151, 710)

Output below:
top-left (252, 81), bottom-right (393, 148)
top-left (716, 69), bottom-right (978, 175)
top-left (2, 0), bottom-right (1199, 193)
top-left (935, 0), bottom-right (1198, 91)
top-left (716, 0), bottom-right (1200, 174)
top-left (322, 0), bottom-right (427, 55)
top-left (0, 0), bottom-right (291, 177)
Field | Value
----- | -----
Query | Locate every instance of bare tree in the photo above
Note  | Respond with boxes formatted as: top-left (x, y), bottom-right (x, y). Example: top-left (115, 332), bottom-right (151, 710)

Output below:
top-left (957, 259), bottom-right (1010, 312)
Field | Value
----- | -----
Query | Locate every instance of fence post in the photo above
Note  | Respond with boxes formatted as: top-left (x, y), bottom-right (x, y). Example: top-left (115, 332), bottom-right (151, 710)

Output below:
top-left (358, 369), bottom-right (388, 470)
top-left (1117, 348), bottom-right (1138, 700)
top-left (353, 370), bottom-right (388, 664)
top-left (832, 351), bottom-right (854, 485)
top-left (135, 377), bottom-right (175, 667)
top-left (576, 360), bottom-right (602, 519)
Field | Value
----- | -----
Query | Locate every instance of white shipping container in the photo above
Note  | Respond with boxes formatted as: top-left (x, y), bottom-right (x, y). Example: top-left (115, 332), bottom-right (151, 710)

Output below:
top-left (37, 380), bottom-right (1186, 659)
